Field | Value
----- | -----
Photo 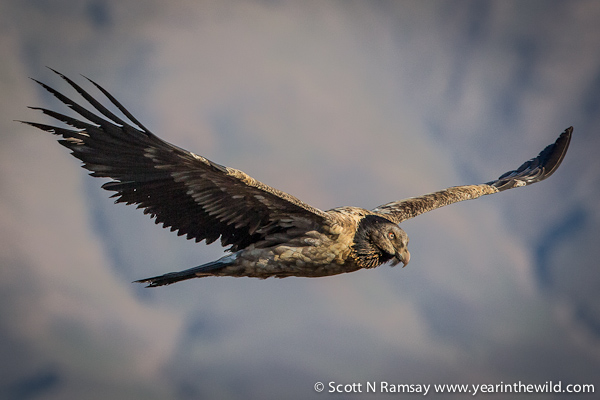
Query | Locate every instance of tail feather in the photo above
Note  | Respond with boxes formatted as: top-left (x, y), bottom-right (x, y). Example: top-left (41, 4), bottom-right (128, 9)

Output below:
top-left (135, 254), bottom-right (237, 287)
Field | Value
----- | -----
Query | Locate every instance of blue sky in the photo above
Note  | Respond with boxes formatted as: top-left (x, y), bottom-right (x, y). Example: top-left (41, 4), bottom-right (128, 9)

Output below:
top-left (1, 1), bottom-right (599, 399)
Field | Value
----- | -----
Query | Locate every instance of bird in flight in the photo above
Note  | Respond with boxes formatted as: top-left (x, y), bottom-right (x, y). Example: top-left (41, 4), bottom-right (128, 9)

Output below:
top-left (21, 70), bottom-right (572, 287)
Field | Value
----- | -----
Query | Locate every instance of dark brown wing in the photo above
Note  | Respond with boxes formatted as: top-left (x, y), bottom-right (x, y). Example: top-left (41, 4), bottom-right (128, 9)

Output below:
top-left (372, 127), bottom-right (572, 224)
top-left (21, 70), bottom-right (329, 251)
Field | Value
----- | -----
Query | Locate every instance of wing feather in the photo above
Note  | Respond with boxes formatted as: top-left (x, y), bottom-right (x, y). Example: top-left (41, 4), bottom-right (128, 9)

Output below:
top-left (22, 70), bottom-right (328, 251)
top-left (372, 127), bottom-right (572, 224)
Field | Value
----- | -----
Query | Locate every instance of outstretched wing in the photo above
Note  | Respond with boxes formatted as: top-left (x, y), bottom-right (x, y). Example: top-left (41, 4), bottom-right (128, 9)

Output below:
top-left (372, 127), bottom-right (572, 224)
top-left (21, 70), bottom-right (328, 251)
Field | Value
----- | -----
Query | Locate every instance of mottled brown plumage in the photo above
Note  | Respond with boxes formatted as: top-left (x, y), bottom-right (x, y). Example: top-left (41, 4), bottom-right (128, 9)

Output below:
top-left (21, 70), bottom-right (572, 286)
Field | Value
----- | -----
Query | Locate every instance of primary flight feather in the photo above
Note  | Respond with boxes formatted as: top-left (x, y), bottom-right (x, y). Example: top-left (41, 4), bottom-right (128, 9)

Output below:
top-left (21, 70), bottom-right (572, 287)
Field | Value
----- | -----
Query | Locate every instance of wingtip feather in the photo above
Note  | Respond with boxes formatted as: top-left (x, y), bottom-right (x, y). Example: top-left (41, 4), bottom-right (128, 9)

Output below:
top-left (490, 126), bottom-right (573, 191)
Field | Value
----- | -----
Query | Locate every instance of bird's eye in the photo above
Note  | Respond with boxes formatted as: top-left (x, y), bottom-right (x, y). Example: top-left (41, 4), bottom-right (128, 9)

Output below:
top-left (388, 232), bottom-right (395, 240)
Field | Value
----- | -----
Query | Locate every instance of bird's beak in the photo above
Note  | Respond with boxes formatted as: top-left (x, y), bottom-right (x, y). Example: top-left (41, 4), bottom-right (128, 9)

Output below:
top-left (392, 249), bottom-right (410, 267)
top-left (398, 249), bottom-right (410, 268)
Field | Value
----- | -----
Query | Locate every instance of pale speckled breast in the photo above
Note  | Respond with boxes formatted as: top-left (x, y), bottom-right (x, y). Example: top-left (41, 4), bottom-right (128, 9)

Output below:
top-left (218, 216), bottom-right (361, 278)
top-left (240, 235), bottom-right (357, 277)
top-left (210, 207), bottom-right (375, 278)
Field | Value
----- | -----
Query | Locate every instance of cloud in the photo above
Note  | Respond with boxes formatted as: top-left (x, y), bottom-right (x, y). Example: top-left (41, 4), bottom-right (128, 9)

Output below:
top-left (0, 7), bottom-right (181, 399)
top-left (1, 0), bottom-right (599, 398)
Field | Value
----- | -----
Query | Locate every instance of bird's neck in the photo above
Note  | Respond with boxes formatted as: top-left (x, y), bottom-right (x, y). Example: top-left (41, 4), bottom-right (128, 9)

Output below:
top-left (351, 237), bottom-right (387, 269)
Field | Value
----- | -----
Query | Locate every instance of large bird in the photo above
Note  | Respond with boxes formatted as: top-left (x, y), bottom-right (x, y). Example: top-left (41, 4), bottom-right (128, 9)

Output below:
top-left (21, 70), bottom-right (572, 287)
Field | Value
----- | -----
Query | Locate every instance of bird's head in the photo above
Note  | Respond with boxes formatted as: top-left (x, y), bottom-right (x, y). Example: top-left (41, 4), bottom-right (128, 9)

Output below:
top-left (353, 215), bottom-right (410, 268)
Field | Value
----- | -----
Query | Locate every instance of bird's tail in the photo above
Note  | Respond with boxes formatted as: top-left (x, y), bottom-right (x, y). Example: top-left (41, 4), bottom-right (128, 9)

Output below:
top-left (135, 253), bottom-right (238, 288)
